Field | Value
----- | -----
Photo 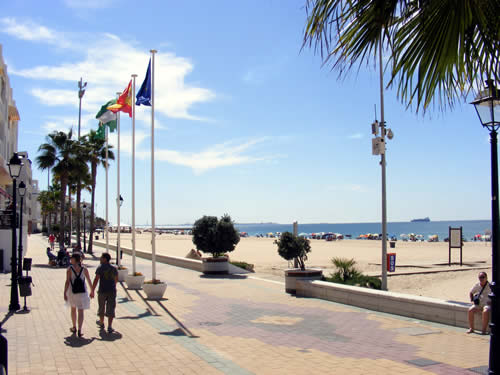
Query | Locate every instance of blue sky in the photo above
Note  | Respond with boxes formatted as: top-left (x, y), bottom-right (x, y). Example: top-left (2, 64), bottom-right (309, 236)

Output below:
top-left (1, 0), bottom-right (493, 225)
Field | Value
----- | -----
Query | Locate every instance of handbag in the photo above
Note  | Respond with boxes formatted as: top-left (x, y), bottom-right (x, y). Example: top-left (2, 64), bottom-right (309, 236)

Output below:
top-left (473, 283), bottom-right (487, 305)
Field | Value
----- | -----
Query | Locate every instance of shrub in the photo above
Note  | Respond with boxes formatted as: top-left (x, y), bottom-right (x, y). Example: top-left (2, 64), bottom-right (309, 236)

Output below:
top-left (327, 257), bottom-right (381, 290)
top-left (192, 214), bottom-right (240, 258)
top-left (274, 232), bottom-right (311, 270)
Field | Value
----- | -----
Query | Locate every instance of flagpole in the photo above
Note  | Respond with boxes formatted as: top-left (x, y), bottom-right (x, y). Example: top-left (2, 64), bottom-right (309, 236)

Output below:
top-left (116, 92), bottom-right (121, 267)
top-left (105, 123), bottom-right (109, 253)
top-left (151, 49), bottom-right (157, 281)
top-left (131, 73), bottom-right (137, 275)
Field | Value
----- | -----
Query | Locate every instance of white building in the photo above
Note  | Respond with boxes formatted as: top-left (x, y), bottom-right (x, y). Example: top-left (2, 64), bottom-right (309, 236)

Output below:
top-left (0, 44), bottom-right (26, 272)
top-left (0, 44), bottom-right (20, 210)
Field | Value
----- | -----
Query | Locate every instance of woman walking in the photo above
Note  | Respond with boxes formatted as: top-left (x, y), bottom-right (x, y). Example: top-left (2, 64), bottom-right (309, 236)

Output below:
top-left (64, 254), bottom-right (92, 337)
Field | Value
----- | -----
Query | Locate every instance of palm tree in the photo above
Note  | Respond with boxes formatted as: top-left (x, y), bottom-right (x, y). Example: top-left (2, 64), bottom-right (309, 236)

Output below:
top-left (36, 130), bottom-right (80, 248)
top-left (303, 0), bottom-right (499, 111)
top-left (83, 130), bottom-right (114, 254)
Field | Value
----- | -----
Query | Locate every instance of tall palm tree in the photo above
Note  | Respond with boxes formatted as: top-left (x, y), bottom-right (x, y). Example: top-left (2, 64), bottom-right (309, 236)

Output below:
top-left (36, 130), bottom-right (79, 248)
top-left (83, 130), bottom-right (114, 254)
top-left (303, 0), bottom-right (499, 111)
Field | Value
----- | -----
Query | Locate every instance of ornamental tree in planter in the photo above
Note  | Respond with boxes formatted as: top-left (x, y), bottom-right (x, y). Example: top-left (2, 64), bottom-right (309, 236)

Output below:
top-left (275, 231), bottom-right (323, 294)
top-left (192, 214), bottom-right (240, 274)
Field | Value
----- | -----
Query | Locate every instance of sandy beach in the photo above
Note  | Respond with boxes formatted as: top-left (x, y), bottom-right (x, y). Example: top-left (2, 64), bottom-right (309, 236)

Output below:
top-left (102, 232), bottom-right (492, 304)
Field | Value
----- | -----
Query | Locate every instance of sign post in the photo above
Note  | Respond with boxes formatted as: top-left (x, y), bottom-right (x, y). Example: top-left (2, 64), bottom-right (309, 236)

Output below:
top-left (449, 226), bottom-right (463, 266)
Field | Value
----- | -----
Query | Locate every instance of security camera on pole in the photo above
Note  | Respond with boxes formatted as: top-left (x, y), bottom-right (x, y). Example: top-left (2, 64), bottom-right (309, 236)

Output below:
top-left (371, 114), bottom-right (394, 291)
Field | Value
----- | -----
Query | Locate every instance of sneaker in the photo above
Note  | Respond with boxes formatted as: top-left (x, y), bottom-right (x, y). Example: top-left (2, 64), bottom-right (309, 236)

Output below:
top-left (96, 320), bottom-right (104, 329)
top-left (107, 327), bottom-right (114, 333)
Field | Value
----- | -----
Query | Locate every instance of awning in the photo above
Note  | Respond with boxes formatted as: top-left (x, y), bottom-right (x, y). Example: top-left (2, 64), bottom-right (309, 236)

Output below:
top-left (8, 105), bottom-right (20, 122)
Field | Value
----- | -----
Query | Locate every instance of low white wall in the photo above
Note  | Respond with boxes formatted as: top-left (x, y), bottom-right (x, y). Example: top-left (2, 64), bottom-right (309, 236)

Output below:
top-left (296, 280), bottom-right (484, 329)
top-left (93, 240), bottom-right (203, 272)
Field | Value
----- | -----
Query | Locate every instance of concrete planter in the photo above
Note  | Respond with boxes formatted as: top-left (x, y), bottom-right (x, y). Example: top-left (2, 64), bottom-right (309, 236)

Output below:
top-left (143, 282), bottom-right (167, 300)
top-left (117, 268), bottom-right (128, 282)
top-left (125, 274), bottom-right (145, 290)
top-left (284, 268), bottom-right (323, 294)
top-left (202, 257), bottom-right (229, 275)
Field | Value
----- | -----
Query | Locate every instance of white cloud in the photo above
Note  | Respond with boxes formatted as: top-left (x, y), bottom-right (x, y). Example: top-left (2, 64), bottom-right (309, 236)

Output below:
top-left (63, 0), bottom-right (115, 8)
top-left (348, 133), bottom-right (363, 139)
top-left (0, 17), bottom-right (72, 48)
top-left (134, 137), bottom-right (270, 174)
top-left (5, 18), bottom-right (215, 121)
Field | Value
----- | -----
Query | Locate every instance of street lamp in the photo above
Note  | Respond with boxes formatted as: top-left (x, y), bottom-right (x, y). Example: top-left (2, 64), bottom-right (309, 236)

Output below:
top-left (17, 181), bottom-right (26, 277)
top-left (82, 204), bottom-right (87, 253)
top-left (471, 79), bottom-right (500, 375)
top-left (77, 78), bottom-right (87, 139)
top-left (7, 153), bottom-right (23, 312)
top-left (371, 118), bottom-right (394, 291)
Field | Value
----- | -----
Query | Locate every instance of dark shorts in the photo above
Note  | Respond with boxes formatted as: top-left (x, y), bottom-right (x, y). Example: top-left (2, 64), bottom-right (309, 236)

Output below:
top-left (97, 291), bottom-right (116, 317)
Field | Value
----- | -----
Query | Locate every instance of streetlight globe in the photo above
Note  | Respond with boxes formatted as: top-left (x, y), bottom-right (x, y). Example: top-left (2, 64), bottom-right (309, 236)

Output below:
top-left (8, 153), bottom-right (23, 178)
top-left (471, 80), bottom-right (500, 130)
top-left (18, 181), bottom-right (26, 197)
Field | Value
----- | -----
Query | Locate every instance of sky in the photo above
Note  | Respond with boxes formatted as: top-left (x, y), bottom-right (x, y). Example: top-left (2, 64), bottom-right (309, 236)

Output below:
top-left (0, 0), bottom-right (494, 225)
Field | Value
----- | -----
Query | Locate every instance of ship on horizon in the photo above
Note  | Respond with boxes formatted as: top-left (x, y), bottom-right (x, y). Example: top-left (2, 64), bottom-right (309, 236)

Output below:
top-left (411, 217), bottom-right (431, 223)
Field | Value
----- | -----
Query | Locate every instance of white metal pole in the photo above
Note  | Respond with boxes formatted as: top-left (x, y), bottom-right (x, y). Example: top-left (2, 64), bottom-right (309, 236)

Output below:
top-left (131, 73), bottom-right (137, 274)
top-left (105, 123), bottom-right (109, 253)
top-left (116, 92), bottom-right (121, 267)
top-left (379, 37), bottom-right (388, 291)
top-left (151, 49), bottom-right (157, 281)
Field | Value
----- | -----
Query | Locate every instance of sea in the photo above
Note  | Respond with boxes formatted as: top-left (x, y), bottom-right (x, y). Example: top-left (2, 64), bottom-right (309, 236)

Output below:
top-left (232, 220), bottom-right (492, 242)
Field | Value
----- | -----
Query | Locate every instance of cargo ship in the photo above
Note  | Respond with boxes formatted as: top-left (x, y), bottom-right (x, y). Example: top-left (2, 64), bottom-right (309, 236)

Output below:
top-left (411, 217), bottom-right (430, 222)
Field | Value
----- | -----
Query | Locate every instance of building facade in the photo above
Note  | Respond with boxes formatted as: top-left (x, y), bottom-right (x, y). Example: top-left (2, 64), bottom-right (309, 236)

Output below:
top-left (0, 44), bottom-right (20, 210)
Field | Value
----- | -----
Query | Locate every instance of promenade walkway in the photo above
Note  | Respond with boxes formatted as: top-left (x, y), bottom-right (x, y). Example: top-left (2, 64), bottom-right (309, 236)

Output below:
top-left (0, 234), bottom-right (490, 374)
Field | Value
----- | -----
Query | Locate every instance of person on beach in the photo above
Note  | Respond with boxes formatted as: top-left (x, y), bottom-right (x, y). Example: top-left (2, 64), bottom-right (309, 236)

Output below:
top-left (64, 254), bottom-right (92, 337)
top-left (49, 233), bottom-right (55, 250)
top-left (90, 253), bottom-right (118, 333)
top-left (467, 271), bottom-right (491, 334)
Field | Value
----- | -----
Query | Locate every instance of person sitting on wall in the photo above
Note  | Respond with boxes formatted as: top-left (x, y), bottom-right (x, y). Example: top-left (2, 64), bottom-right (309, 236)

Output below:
top-left (467, 271), bottom-right (492, 335)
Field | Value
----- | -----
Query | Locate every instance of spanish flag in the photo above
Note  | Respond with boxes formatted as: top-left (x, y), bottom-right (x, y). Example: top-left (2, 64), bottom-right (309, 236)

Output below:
top-left (108, 80), bottom-right (132, 117)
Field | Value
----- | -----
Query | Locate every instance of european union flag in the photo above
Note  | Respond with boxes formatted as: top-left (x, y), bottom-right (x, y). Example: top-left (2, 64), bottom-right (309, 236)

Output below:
top-left (136, 59), bottom-right (152, 106)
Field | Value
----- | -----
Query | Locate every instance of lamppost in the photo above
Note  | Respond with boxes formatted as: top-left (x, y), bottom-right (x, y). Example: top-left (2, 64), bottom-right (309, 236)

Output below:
top-left (117, 195), bottom-right (123, 264)
top-left (82, 204), bottom-right (87, 253)
top-left (371, 117), bottom-right (394, 290)
top-left (471, 79), bottom-right (500, 374)
top-left (17, 181), bottom-right (26, 277)
top-left (77, 78), bottom-right (87, 139)
top-left (7, 153), bottom-right (23, 312)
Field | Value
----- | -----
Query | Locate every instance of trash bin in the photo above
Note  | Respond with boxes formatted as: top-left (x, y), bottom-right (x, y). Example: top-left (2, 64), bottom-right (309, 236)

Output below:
top-left (387, 253), bottom-right (396, 272)
top-left (390, 241), bottom-right (396, 248)
top-left (18, 276), bottom-right (32, 297)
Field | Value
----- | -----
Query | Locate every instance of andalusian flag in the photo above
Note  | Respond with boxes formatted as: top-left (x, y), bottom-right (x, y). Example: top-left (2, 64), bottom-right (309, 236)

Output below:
top-left (96, 99), bottom-right (117, 132)
top-left (108, 80), bottom-right (133, 117)
top-left (95, 123), bottom-right (106, 140)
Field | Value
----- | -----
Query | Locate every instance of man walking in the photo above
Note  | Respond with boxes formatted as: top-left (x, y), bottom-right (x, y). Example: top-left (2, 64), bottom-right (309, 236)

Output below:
top-left (90, 253), bottom-right (118, 333)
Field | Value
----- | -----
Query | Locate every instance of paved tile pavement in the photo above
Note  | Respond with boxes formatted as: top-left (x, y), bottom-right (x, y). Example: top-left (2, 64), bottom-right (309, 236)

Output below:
top-left (0, 234), bottom-right (491, 374)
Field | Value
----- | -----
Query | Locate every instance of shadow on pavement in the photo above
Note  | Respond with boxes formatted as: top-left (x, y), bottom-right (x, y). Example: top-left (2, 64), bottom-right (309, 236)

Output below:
top-left (64, 335), bottom-right (95, 347)
top-left (159, 328), bottom-right (187, 337)
top-left (156, 301), bottom-right (198, 338)
top-left (117, 310), bottom-right (153, 320)
top-left (199, 274), bottom-right (248, 280)
top-left (0, 312), bottom-right (14, 333)
top-left (97, 329), bottom-right (122, 342)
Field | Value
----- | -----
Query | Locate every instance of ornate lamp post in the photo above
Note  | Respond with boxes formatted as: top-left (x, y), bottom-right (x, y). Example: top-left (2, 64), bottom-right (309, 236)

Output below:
top-left (471, 79), bottom-right (500, 374)
top-left (82, 204), bottom-right (87, 253)
top-left (17, 181), bottom-right (26, 277)
top-left (7, 153), bottom-right (23, 312)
